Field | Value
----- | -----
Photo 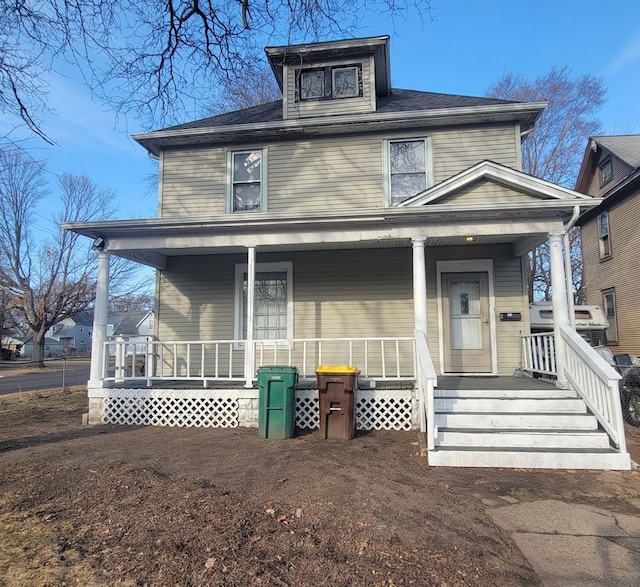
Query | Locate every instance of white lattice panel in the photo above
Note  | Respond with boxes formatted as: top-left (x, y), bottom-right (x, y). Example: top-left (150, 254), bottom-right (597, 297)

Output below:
top-left (102, 396), bottom-right (239, 428)
top-left (296, 394), bottom-right (319, 430)
top-left (294, 389), bottom-right (414, 431)
top-left (356, 394), bottom-right (413, 431)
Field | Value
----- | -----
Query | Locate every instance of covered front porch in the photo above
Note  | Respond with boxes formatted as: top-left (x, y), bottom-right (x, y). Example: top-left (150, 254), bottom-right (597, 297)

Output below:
top-left (63, 163), bottom-right (630, 468)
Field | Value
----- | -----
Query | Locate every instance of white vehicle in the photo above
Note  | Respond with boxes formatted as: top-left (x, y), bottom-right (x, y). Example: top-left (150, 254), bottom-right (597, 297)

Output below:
top-left (529, 302), bottom-right (609, 346)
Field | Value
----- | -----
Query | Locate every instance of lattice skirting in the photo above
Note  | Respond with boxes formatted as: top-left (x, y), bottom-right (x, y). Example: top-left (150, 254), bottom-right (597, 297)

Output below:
top-left (91, 388), bottom-right (416, 430)
top-left (296, 389), bottom-right (415, 431)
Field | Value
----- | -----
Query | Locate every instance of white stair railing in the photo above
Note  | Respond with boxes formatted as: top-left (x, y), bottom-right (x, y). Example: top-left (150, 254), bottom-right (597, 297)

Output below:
top-left (558, 325), bottom-right (626, 451)
top-left (414, 330), bottom-right (437, 448)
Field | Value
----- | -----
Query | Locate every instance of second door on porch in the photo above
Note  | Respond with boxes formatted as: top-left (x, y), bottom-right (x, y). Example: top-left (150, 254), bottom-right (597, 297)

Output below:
top-left (442, 272), bottom-right (492, 373)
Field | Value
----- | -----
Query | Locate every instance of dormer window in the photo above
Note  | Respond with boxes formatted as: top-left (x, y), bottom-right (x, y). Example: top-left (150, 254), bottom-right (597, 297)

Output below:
top-left (296, 64), bottom-right (362, 102)
top-left (600, 158), bottom-right (613, 186)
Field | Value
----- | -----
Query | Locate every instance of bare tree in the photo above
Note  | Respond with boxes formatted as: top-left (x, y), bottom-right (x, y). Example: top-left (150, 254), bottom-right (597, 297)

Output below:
top-left (206, 63), bottom-right (282, 115)
top-left (0, 148), bottom-right (136, 366)
top-left (486, 67), bottom-right (606, 302)
top-left (1, 0), bottom-right (432, 142)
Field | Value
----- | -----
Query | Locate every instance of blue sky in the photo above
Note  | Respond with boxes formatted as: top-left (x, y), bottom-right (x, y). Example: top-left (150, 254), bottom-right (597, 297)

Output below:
top-left (7, 0), bottom-right (640, 227)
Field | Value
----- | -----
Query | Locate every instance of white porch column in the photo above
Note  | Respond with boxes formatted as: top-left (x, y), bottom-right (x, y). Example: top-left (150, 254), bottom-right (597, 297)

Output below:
top-left (412, 238), bottom-right (428, 335)
top-left (89, 249), bottom-right (110, 385)
top-left (564, 231), bottom-right (576, 328)
top-left (244, 246), bottom-right (256, 387)
top-left (549, 232), bottom-right (570, 388)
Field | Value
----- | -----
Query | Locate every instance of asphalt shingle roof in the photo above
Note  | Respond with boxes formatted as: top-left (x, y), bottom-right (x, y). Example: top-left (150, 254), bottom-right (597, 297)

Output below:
top-left (163, 89), bottom-right (520, 132)
top-left (594, 135), bottom-right (640, 169)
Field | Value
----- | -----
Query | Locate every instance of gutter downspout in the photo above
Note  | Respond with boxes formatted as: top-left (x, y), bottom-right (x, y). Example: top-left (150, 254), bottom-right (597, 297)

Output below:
top-left (563, 205), bottom-right (581, 328)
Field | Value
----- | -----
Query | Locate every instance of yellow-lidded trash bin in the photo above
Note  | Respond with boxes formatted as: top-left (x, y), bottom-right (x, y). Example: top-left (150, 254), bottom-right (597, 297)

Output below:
top-left (316, 366), bottom-right (359, 440)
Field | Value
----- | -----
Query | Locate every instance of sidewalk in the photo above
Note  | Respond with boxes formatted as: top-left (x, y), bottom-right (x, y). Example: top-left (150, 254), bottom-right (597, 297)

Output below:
top-left (483, 486), bottom-right (640, 586)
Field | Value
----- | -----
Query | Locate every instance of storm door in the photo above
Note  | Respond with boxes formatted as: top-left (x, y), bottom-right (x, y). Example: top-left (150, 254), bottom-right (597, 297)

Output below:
top-left (442, 272), bottom-right (492, 373)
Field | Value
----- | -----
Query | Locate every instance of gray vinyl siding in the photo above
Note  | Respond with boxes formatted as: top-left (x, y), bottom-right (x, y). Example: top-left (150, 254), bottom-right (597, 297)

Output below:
top-left (283, 57), bottom-right (375, 120)
top-left (156, 244), bottom-right (527, 376)
top-left (442, 179), bottom-right (540, 205)
top-left (160, 148), bottom-right (227, 217)
top-left (581, 191), bottom-right (640, 354)
top-left (433, 125), bottom-right (519, 181)
top-left (584, 154), bottom-right (633, 197)
top-left (159, 123), bottom-right (519, 218)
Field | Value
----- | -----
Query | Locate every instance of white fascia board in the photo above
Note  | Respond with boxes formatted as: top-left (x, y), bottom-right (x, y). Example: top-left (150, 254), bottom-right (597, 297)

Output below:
top-left (400, 161), bottom-right (599, 207)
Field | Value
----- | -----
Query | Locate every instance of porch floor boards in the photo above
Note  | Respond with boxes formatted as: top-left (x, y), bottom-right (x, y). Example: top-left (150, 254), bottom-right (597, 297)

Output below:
top-left (437, 375), bottom-right (556, 391)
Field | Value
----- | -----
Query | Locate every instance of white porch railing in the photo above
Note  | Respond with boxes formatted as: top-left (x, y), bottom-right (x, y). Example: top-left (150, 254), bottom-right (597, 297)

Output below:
top-left (414, 330), bottom-right (437, 448)
top-left (521, 331), bottom-right (557, 376)
top-left (101, 337), bottom-right (417, 386)
top-left (522, 326), bottom-right (626, 452)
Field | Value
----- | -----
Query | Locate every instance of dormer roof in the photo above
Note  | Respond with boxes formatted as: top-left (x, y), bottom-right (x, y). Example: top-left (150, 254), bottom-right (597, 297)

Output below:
top-left (265, 36), bottom-right (391, 97)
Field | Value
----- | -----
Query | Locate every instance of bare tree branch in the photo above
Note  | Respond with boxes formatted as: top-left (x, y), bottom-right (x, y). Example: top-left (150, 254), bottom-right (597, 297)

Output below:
top-left (486, 67), bottom-right (606, 302)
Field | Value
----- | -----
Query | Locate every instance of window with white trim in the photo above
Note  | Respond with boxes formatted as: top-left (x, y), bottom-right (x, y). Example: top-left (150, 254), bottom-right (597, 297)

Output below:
top-left (384, 138), bottom-right (433, 206)
top-left (602, 289), bottom-right (618, 344)
top-left (597, 211), bottom-right (611, 259)
top-left (234, 262), bottom-right (293, 341)
top-left (296, 64), bottom-right (362, 102)
top-left (600, 158), bottom-right (613, 186)
top-left (227, 149), bottom-right (266, 213)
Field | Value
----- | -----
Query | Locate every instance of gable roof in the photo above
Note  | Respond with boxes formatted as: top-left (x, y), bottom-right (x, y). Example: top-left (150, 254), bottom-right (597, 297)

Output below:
top-left (399, 160), bottom-right (597, 209)
top-left (112, 312), bottom-right (152, 335)
top-left (593, 135), bottom-right (640, 168)
top-left (575, 134), bottom-right (640, 194)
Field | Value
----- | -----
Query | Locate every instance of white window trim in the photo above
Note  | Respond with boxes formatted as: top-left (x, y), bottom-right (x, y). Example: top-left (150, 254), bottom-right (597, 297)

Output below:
top-left (436, 259), bottom-right (498, 376)
top-left (226, 148), bottom-right (268, 213)
top-left (597, 211), bottom-right (611, 259)
top-left (234, 261), bottom-right (293, 343)
top-left (603, 289), bottom-right (618, 344)
top-left (383, 137), bottom-right (434, 207)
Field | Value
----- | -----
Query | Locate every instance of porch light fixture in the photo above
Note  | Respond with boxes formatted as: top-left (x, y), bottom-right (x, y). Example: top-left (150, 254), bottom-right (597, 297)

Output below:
top-left (91, 236), bottom-right (106, 251)
top-left (465, 236), bottom-right (476, 243)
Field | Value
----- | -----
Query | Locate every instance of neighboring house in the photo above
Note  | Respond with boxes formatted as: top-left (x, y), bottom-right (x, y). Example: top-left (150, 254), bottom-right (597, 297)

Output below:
top-left (19, 337), bottom-right (65, 359)
top-left (64, 36), bottom-right (630, 469)
top-left (47, 311), bottom-right (94, 354)
top-left (576, 135), bottom-right (640, 356)
top-left (109, 310), bottom-right (155, 353)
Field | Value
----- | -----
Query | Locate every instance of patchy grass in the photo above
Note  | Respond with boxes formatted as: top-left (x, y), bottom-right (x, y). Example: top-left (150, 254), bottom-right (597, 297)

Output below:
top-left (0, 388), bottom-right (87, 413)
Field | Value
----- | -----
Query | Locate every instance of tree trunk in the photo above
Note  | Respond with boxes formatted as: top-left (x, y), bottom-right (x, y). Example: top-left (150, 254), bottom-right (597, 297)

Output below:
top-left (31, 330), bottom-right (47, 367)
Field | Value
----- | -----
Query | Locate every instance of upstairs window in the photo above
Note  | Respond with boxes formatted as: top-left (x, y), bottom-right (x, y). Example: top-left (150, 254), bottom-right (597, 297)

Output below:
top-left (385, 138), bottom-right (433, 206)
top-left (297, 64), bottom-right (362, 102)
top-left (597, 211), bottom-right (611, 259)
top-left (228, 149), bottom-right (266, 213)
top-left (600, 158), bottom-right (613, 186)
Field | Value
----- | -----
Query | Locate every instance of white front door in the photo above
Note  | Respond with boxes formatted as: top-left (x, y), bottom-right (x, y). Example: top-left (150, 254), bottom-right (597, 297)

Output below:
top-left (442, 272), bottom-right (492, 373)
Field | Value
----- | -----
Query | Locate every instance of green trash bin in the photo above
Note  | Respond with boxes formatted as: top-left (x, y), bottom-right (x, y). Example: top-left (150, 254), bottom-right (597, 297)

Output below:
top-left (258, 366), bottom-right (298, 439)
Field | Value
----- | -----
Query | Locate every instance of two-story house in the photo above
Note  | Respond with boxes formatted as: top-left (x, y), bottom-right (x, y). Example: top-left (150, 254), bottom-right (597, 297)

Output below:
top-left (64, 36), bottom-right (630, 469)
top-left (575, 135), bottom-right (640, 355)
top-left (46, 311), bottom-right (94, 354)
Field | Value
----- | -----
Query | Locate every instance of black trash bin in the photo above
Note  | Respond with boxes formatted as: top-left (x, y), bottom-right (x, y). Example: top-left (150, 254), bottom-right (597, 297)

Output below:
top-left (316, 365), bottom-right (359, 440)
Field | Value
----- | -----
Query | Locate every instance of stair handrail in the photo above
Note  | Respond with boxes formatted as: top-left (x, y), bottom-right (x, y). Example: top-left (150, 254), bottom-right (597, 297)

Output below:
top-left (558, 324), bottom-right (626, 451)
top-left (415, 329), bottom-right (437, 449)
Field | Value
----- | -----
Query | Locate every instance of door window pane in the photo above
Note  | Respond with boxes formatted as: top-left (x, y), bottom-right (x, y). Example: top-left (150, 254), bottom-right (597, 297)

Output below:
top-left (450, 280), bottom-right (481, 349)
top-left (243, 271), bottom-right (288, 340)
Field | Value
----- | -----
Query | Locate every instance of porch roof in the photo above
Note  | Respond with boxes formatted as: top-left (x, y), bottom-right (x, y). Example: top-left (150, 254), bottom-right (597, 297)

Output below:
top-left (64, 195), bottom-right (593, 269)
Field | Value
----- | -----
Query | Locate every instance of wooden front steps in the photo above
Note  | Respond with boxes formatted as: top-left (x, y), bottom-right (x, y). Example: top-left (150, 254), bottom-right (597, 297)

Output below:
top-left (428, 379), bottom-right (631, 470)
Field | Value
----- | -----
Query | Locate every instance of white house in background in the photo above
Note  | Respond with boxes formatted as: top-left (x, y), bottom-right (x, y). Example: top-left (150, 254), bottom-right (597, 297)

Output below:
top-left (47, 311), bottom-right (94, 354)
top-left (63, 35), bottom-right (630, 470)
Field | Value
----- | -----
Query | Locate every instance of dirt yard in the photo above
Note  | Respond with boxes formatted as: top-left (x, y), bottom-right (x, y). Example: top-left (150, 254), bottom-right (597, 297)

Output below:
top-left (1, 388), bottom-right (639, 587)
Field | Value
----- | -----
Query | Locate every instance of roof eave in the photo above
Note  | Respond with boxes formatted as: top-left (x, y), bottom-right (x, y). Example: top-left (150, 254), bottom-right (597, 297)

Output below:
top-left (133, 102), bottom-right (546, 156)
